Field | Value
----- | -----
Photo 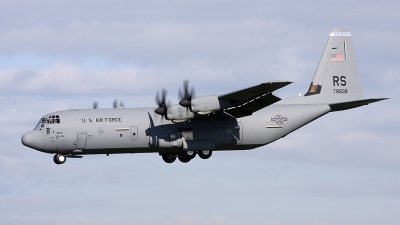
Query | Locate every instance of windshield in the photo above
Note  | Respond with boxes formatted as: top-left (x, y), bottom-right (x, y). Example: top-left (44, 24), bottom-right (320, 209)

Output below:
top-left (34, 115), bottom-right (61, 130)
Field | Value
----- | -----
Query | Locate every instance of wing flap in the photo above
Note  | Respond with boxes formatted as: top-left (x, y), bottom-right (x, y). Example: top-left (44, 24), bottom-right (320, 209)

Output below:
top-left (224, 93), bottom-right (281, 118)
top-left (219, 81), bottom-right (292, 118)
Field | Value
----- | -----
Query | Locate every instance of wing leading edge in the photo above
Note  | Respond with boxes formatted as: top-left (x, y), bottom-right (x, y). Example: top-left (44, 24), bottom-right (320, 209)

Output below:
top-left (219, 81), bottom-right (292, 118)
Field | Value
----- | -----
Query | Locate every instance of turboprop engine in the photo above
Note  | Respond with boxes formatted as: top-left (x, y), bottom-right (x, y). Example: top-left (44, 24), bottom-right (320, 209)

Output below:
top-left (166, 104), bottom-right (195, 123)
top-left (155, 80), bottom-right (231, 123)
top-left (190, 95), bottom-right (230, 114)
top-left (164, 96), bottom-right (230, 122)
top-left (160, 95), bottom-right (229, 123)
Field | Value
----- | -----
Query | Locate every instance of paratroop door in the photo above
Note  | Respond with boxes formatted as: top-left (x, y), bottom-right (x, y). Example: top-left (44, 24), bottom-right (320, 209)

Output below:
top-left (76, 133), bottom-right (87, 149)
top-left (231, 122), bottom-right (243, 144)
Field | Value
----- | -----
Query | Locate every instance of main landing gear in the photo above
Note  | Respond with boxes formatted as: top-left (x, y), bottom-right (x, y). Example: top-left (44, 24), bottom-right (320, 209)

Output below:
top-left (161, 150), bottom-right (213, 164)
top-left (198, 150), bottom-right (212, 159)
top-left (162, 153), bottom-right (177, 163)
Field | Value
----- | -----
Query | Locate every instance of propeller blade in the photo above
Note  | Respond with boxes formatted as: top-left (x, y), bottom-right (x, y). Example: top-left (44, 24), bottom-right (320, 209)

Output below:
top-left (179, 80), bottom-right (195, 108)
top-left (93, 101), bottom-right (98, 109)
top-left (112, 99), bottom-right (125, 108)
top-left (155, 89), bottom-right (168, 118)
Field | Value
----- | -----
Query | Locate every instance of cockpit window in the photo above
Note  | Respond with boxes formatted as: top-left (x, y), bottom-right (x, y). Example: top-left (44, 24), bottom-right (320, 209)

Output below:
top-left (37, 115), bottom-right (61, 127)
top-left (45, 115), bottom-right (61, 124)
top-left (34, 115), bottom-right (62, 130)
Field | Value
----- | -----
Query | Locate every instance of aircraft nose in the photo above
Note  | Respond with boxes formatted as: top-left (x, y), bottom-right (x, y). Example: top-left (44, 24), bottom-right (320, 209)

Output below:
top-left (21, 130), bottom-right (43, 150)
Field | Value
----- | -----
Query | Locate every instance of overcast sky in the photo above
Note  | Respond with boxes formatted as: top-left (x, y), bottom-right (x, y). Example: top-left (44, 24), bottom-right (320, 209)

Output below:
top-left (1, 1), bottom-right (399, 225)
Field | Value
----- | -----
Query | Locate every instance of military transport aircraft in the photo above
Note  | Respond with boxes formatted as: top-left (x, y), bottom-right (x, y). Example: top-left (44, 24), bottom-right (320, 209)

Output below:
top-left (21, 28), bottom-right (387, 164)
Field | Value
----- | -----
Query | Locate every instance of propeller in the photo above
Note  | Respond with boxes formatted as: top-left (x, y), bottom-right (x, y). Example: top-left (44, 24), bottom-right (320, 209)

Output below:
top-left (155, 89), bottom-right (169, 118)
top-left (113, 99), bottom-right (125, 108)
top-left (178, 80), bottom-right (195, 109)
top-left (93, 101), bottom-right (98, 109)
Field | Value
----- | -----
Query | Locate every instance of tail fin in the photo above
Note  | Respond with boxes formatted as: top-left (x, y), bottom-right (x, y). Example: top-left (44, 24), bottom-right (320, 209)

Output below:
top-left (305, 28), bottom-right (363, 103)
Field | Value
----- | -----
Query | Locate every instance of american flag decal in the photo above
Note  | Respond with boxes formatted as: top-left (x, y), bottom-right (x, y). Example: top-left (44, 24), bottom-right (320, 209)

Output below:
top-left (331, 54), bottom-right (344, 62)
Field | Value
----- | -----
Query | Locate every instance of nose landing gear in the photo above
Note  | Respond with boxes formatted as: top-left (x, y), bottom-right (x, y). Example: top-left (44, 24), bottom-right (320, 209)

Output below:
top-left (53, 154), bottom-right (66, 165)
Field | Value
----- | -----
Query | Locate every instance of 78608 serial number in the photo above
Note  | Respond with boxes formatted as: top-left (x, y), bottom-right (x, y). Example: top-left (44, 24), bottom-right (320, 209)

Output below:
top-left (333, 89), bottom-right (348, 94)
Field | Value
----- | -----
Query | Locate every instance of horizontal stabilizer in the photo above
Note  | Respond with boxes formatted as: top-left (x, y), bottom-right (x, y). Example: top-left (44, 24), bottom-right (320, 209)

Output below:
top-left (329, 98), bottom-right (388, 112)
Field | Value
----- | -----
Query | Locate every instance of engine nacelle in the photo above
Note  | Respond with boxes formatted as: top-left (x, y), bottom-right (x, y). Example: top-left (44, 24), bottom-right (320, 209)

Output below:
top-left (160, 95), bottom-right (231, 123)
top-left (190, 95), bottom-right (230, 114)
top-left (166, 104), bottom-right (195, 122)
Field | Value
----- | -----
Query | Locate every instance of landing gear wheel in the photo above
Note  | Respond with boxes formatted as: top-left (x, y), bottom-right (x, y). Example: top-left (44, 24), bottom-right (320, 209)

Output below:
top-left (178, 156), bottom-right (191, 163)
top-left (182, 150), bottom-right (196, 160)
top-left (198, 150), bottom-right (212, 159)
top-left (162, 153), bottom-right (176, 163)
top-left (53, 154), bottom-right (66, 165)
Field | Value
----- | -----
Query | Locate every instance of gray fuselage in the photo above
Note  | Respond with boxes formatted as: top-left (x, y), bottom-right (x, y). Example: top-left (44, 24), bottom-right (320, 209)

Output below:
top-left (25, 97), bottom-right (331, 156)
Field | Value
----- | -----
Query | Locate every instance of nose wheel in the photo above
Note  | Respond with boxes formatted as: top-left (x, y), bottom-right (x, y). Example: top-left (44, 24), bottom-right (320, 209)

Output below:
top-left (53, 154), bottom-right (66, 165)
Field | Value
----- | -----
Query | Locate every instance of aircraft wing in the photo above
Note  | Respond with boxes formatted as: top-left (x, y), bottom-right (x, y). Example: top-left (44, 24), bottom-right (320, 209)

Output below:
top-left (219, 81), bottom-right (292, 118)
